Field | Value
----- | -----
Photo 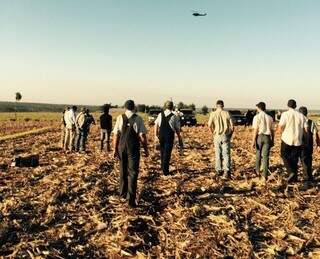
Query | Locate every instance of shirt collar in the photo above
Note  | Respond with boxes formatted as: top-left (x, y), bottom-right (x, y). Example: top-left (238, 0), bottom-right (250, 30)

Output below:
top-left (125, 110), bottom-right (135, 118)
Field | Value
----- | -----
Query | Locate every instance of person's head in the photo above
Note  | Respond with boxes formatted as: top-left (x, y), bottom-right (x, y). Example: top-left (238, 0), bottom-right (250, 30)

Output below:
top-left (81, 107), bottom-right (86, 113)
top-left (72, 105), bottom-right (78, 112)
top-left (256, 102), bottom-right (266, 112)
top-left (164, 101), bottom-right (174, 111)
top-left (102, 104), bottom-right (110, 114)
top-left (216, 100), bottom-right (224, 109)
top-left (299, 106), bottom-right (308, 117)
top-left (65, 106), bottom-right (70, 112)
top-left (287, 99), bottom-right (297, 109)
top-left (86, 108), bottom-right (90, 114)
top-left (124, 100), bottom-right (135, 111)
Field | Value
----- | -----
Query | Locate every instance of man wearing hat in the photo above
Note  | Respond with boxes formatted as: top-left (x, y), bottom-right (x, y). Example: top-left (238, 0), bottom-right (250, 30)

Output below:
top-left (208, 100), bottom-right (234, 179)
top-left (298, 106), bottom-right (319, 182)
top-left (154, 101), bottom-right (183, 175)
top-left (279, 99), bottom-right (307, 183)
top-left (252, 102), bottom-right (275, 181)
top-left (113, 100), bottom-right (149, 208)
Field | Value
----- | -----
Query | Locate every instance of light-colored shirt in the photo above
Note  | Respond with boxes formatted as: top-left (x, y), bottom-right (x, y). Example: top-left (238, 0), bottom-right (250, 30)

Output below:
top-left (208, 108), bottom-right (233, 135)
top-left (279, 108), bottom-right (307, 146)
top-left (113, 110), bottom-right (147, 135)
top-left (155, 109), bottom-right (180, 132)
top-left (252, 111), bottom-right (275, 135)
top-left (64, 109), bottom-right (77, 129)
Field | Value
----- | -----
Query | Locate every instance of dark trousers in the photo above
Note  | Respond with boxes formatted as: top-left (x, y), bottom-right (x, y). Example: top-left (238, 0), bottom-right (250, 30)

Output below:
top-left (100, 129), bottom-right (111, 151)
top-left (256, 134), bottom-right (272, 178)
top-left (119, 148), bottom-right (140, 205)
top-left (160, 139), bottom-right (174, 173)
top-left (300, 148), bottom-right (313, 180)
top-left (75, 129), bottom-right (88, 151)
top-left (281, 141), bottom-right (301, 178)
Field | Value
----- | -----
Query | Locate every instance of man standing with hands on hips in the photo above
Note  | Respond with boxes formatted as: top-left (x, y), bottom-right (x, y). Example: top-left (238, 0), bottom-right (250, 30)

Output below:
top-left (113, 100), bottom-right (149, 208)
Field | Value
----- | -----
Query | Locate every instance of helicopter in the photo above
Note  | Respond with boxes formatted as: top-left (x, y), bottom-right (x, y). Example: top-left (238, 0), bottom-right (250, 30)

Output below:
top-left (192, 10), bottom-right (207, 17)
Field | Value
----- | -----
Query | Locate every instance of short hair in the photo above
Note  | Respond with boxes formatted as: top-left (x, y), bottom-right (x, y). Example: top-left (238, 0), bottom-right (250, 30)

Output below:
top-left (216, 100), bottom-right (224, 107)
top-left (72, 105), bottom-right (78, 111)
top-left (256, 102), bottom-right (266, 111)
top-left (81, 107), bottom-right (86, 112)
top-left (287, 99), bottom-right (297, 109)
top-left (165, 101), bottom-right (174, 110)
top-left (102, 104), bottom-right (110, 113)
top-left (299, 106), bottom-right (308, 116)
top-left (124, 100), bottom-right (135, 111)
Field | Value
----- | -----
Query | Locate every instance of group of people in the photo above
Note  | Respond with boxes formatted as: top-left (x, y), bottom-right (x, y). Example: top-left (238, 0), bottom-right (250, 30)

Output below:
top-left (59, 99), bottom-right (320, 208)
top-left (61, 106), bottom-right (96, 152)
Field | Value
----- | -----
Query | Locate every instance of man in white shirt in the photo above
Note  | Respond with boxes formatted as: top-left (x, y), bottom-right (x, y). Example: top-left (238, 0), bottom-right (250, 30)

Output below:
top-left (154, 101), bottom-right (183, 175)
top-left (63, 105), bottom-right (77, 151)
top-left (279, 99), bottom-right (307, 183)
top-left (113, 100), bottom-right (149, 208)
top-left (252, 102), bottom-right (275, 181)
top-left (298, 106), bottom-right (320, 182)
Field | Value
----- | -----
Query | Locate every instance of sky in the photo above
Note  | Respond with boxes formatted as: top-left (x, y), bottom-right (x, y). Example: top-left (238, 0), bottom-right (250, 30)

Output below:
top-left (1, 0), bottom-right (320, 109)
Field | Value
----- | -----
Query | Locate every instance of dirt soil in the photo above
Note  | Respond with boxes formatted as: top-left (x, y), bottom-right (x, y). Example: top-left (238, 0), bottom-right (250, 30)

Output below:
top-left (0, 124), bottom-right (320, 258)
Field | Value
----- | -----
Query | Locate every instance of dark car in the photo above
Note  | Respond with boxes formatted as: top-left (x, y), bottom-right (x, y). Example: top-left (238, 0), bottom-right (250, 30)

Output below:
top-left (148, 109), bottom-right (162, 125)
top-left (229, 110), bottom-right (247, 126)
top-left (180, 109), bottom-right (197, 126)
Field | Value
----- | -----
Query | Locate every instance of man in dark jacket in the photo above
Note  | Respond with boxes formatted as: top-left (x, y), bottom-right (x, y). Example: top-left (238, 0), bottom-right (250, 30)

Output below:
top-left (100, 104), bottom-right (113, 151)
top-left (154, 101), bottom-right (183, 175)
top-left (113, 100), bottom-right (149, 208)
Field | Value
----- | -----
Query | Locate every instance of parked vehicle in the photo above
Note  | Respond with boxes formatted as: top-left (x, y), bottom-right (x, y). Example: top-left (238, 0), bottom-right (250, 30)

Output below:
top-left (180, 109), bottom-right (197, 126)
top-left (229, 110), bottom-right (247, 126)
top-left (148, 109), bottom-right (162, 125)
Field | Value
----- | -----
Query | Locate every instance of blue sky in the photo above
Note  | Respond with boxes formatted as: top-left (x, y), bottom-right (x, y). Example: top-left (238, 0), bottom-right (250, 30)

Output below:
top-left (1, 0), bottom-right (320, 108)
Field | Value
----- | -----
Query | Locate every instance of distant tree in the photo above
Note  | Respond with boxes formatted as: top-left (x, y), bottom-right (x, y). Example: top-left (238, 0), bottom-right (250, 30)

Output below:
top-left (177, 102), bottom-right (184, 110)
top-left (15, 92), bottom-right (22, 120)
top-left (137, 104), bottom-right (147, 113)
top-left (189, 103), bottom-right (196, 111)
top-left (201, 105), bottom-right (209, 115)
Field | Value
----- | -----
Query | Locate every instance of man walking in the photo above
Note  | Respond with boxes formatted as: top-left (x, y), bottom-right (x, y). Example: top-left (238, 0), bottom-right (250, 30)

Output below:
top-left (279, 99), bottom-right (307, 183)
top-left (64, 105), bottom-right (77, 151)
top-left (208, 100), bottom-right (234, 179)
top-left (100, 104), bottom-right (113, 151)
top-left (298, 106), bottom-right (319, 182)
top-left (252, 102), bottom-right (275, 181)
top-left (113, 100), bottom-right (149, 208)
top-left (75, 108), bottom-right (96, 152)
top-left (154, 101), bottom-right (183, 175)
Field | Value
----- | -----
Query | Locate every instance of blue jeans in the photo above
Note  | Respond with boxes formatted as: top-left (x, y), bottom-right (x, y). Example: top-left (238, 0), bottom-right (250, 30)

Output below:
top-left (75, 129), bottom-right (88, 151)
top-left (214, 134), bottom-right (231, 173)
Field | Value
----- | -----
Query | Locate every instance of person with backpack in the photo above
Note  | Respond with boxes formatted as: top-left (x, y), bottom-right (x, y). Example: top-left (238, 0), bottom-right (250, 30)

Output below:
top-left (100, 104), bottom-right (113, 151)
top-left (154, 101), bottom-right (183, 175)
top-left (75, 108), bottom-right (96, 152)
top-left (298, 106), bottom-right (320, 182)
top-left (113, 100), bottom-right (149, 208)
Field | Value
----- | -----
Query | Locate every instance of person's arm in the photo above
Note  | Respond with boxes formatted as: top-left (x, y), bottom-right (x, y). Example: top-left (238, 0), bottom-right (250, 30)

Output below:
top-left (112, 116), bottom-right (121, 158)
top-left (139, 133), bottom-right (149, 157)
top-left (154, 114), bottom-right (161, 141)
top-left (113, 133), bottom-right (120, 159)
top-left (278, 113), bottom-right (286, 134)
top-left (208, 113), bottom-right (214, 133)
